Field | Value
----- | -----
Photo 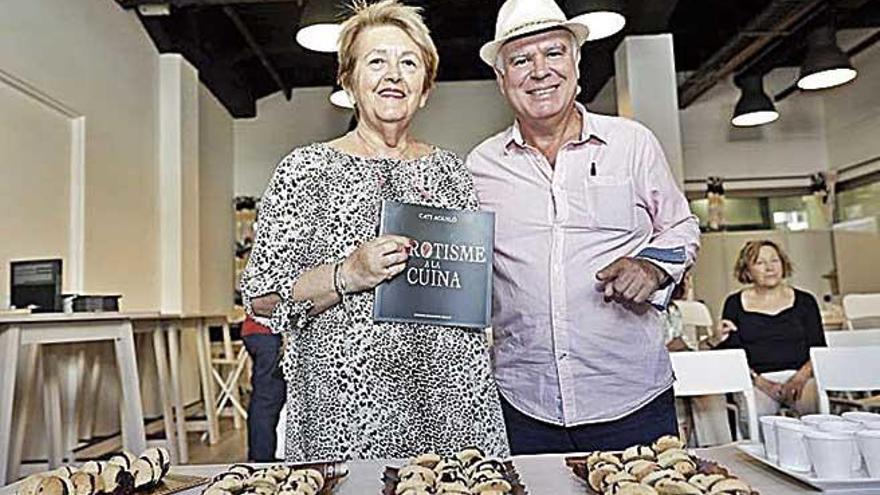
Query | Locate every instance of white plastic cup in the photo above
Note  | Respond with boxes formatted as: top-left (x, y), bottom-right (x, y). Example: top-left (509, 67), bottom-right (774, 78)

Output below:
top-left (760, 416), bottom-right (799, 461)
top-left (842, 411), bottom-right (880, 424)
top-left (801, 414), bottom-right (842, 428)
top-left (857, 430), bottom-right (880, 478)
top-left (818, 420), bottom-right (865, 471)
top-left (776, 420), bottom-right (813, 471)
top-left (805, 430), bottom-right (856, 479)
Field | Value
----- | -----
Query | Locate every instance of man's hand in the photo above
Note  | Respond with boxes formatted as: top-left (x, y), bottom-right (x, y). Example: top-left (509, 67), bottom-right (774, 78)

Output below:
top-left (596, 257), bottom-right (669, 305)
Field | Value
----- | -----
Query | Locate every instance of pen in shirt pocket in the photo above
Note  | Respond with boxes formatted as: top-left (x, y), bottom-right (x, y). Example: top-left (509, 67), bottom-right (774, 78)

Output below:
top-left (590, 161), bottom-right (597, 176)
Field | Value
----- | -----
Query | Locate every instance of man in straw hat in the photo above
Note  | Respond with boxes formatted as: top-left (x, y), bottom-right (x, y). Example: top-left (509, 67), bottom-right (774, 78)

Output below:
top-left (466, 0), bottom-right (701, 453)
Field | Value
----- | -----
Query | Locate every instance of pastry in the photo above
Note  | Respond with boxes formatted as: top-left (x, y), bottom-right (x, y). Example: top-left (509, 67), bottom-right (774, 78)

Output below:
top-left (602, 471), bottom-right (638, 490)
top-left (140, 447), bottom-right (171, 479)
top-left (657, 452), bottom-right (692, 469)
top-left (100, 464), bottom-right (129, 493)
top-left (588, 463), bottom-right (619, 492)
top-left (653, 479), bottom-right (703, 495)
top-left (298, 469), bottom-right (324, 489)
top-left (413, 453), bottom-right (441, 469)
top-left (623, 445), bottom-right (656, 463)
top-left (653, 436), bottom-right (685, 454)
top-left (671, 460), bottom-right (697, 478)
top-left (641, 469), bottom-right (685, 487)
top-left (625, 460), bottom-right (658, 478)
top-left (49, 467), bottom-right (76, 479)
top-left (614, 484), bottom-right (659, 495)
top-left (17, 475), bottom-right (45, 495)
top-left (80, 462), bottom-right (105, 476)
top-left (687, 474), bottom-right (725, 491)
top-left (229, 464), bottom-right (257, 477)
top-left (454, 447), bottom-right (485, 468)
top-left (657, 449), bottom-right (689, 464)
top-left (708, 478), bottom-right (751, 494)
top-left (70, 472), bottom-right (102, 495)
top-left (108, 452), bottom-right (137, 470)
top-left (471, 478), bottom-right (511, 493)
top-left (131, 458), bottom-right (158, 489)
top-left (35, 476), bottom-right (73, 495)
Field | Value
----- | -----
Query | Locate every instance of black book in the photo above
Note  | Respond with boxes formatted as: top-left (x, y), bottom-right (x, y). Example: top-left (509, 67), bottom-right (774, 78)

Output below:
top-left (373, 200), bottom-right (494, 328)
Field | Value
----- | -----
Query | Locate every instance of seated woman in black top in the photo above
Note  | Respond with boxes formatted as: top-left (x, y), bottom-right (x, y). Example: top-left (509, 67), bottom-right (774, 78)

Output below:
top-left (705, 240), bottom-right (825, 416)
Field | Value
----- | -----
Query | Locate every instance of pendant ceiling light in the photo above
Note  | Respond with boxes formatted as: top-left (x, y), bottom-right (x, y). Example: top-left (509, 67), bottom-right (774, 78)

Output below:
top-left (564, 0), bottom-right (626, 41)
top-left (330, 84), bottom-right (354, 109)
top-left (296, 1), bottom-right (342, 53)
top-left (731, 74), bottom-right (779, 127)
top-left (797, 24), bottom-right (857, 90)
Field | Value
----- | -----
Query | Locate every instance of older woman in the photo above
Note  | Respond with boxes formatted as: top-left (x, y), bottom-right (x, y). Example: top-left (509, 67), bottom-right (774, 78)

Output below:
top-left (706, 240), bottom-right (825, 417)
top-left (240, 0), bottom-right (509, 462)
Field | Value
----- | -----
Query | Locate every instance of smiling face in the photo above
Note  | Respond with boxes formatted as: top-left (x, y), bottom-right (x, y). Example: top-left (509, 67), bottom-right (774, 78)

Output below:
top-left (748, 245), bottom-right (785, 288)
top-left (348, 24), bottom-right (429, 126)
top-left (495, 29), bottom-right (580, 124)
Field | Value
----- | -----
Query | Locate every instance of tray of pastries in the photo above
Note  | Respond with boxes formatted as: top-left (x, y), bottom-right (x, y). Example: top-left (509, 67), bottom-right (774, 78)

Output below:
top-left (15, 448), bottom-right (203, 495)
top-left (382, 447), bottom-right (525, 494)
top-left (201, 462), bottom-right (348, 495)
top-left (565, 435), bottom-right (757, 495)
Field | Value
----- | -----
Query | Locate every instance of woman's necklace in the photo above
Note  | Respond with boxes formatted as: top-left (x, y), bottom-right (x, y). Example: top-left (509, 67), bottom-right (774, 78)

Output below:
top-left (354, 127), bottom-right (412, 160)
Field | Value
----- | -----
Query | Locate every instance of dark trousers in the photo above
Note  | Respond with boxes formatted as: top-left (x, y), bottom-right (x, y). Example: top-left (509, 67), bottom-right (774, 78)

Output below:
top-left (242, 333), bottom-right (286, 462)
top-left (500, 388), bottom-right (678, 454)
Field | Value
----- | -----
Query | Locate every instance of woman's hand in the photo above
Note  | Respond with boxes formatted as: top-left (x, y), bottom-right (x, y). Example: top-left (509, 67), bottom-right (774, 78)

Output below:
top-left (755, 375), bottom-right (785, 402)
top-left (780, 367), bottom-right (811, 405)
top-left (707, 319), bottom-right (737, 347)
top-left (341, 235), bottom-right (414, 293)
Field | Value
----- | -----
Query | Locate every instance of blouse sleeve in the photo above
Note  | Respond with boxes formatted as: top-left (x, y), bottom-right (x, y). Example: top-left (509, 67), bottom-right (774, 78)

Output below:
top-left (240, 149), bottom-right (319, 335)
top-left (800, 290), bottom-right (827, 348)
top-left (437, 151), bottom-right (479, 211)
top-left (715, 293), bottom-right (743, 350)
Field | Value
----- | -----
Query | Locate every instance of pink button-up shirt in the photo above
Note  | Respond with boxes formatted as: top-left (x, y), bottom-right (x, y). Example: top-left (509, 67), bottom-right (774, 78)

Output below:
top-left (466, 104), bottom-right (700, 426)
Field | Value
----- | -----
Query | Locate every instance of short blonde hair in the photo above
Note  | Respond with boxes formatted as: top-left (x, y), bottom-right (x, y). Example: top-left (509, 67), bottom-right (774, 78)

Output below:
top-left (337, 0), bottom-right (438, 95)
top-left (733, 240), bottom-right (794, 284)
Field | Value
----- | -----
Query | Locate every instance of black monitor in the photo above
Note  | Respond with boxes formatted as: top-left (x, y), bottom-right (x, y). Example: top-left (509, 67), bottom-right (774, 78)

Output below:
top-left (10, 259), bottom-right (63, 312)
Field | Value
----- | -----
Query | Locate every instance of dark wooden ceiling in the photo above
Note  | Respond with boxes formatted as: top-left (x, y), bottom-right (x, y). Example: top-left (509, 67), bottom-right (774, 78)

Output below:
top-left (116, 0), bottom-right (880, 117)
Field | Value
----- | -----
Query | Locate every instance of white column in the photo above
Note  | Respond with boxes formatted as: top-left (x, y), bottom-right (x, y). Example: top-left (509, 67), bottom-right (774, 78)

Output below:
top-left (159, 54), bottom-right (201, 314)
top-left (614, 34), bottom-right (685, 186)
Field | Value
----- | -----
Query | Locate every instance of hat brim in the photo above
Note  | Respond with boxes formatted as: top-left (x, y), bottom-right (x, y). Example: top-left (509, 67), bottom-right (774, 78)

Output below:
top-left (479, 20), bottom-right (590, 68)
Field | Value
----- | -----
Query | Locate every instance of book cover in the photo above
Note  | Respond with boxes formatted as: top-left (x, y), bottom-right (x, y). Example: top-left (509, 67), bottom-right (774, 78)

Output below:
top-left (373, 200), bottom-right (494, 328)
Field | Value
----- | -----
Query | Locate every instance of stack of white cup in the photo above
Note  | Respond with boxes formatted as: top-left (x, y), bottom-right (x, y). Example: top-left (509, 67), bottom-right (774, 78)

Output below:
top-left (758, 411), bottom-right (880, 479)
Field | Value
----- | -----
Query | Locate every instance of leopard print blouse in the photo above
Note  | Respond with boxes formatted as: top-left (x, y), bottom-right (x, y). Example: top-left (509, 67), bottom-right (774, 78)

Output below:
top-left (241, 142), bottom-right (510, 462)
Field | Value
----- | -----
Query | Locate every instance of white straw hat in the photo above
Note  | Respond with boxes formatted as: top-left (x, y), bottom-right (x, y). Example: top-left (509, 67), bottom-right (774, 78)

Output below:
top-left (480, 0), bottom-right (590, 67)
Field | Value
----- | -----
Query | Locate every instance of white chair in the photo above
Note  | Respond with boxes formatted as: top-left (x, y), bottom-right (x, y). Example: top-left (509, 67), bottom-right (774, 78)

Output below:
top-left (842, 293), bottom-right (880, 330)
top-left (825, 329), bottom-right (880, 347)
top-left (670, 349), bottom-right (759, 441)
top-left (811, 346), bottom-right (880, 413)
top-left (675, 300), bottom-right (714, 346)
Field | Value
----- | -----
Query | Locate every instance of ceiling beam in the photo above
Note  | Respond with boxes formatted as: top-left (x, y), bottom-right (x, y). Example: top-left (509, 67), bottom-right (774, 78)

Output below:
top-left (677, 0), bottom-right (825, 108)
top-left (222, 6), bottom-right (292, 100)
top-left (118, 0), bottom-right (300, 8)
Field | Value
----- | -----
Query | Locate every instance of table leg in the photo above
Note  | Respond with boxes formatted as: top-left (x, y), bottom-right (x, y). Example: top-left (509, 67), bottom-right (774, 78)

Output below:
top-left (221, 322), bottom-right (243, 430)
top-left (151, 325), bottom-right (179, 463)
top-left (0, 325), bottom-right (22, 485)
top-left (166, 323), bottom-right (189, 462)
top-left (194, 321), bottom-right (219, 444)
top-left (79, 351), bottom-right (102, 441)
top-left (113, 321), bottom-right (147, 455)
top-left (8, 344), bottom-right (39, 481)
top-left (43, 347), bottom-right (63, 468)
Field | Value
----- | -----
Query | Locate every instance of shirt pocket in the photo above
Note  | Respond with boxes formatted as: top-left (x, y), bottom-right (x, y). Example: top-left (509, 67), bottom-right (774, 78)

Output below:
top-left (585, 175), bottom-right (636, 230)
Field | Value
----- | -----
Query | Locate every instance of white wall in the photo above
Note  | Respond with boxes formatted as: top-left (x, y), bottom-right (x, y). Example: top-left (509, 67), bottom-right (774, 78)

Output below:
top-left (199, 86), bottom-right (235, 313)
top-left (234, 80), bottom-right (513, 196)
top-left (0, 0), bottom-right (160, 310)
top-left (824, 30), bottom-right (880, 174)
top-left (680, 68), bottom-right (829, 185)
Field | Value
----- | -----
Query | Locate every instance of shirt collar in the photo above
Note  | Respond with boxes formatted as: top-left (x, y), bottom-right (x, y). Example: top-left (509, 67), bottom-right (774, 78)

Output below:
top-left (504, 102), bottom-right (608, 154)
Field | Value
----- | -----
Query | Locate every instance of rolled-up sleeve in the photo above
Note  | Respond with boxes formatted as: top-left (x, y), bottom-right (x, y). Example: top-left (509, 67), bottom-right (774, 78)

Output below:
top-left (240, 150), bottom-right (318, 334)
top-left (632, 128), bottom-right (701, 308)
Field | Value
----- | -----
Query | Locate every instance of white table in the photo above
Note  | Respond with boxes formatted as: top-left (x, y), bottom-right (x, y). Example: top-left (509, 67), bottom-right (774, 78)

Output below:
top-left (180, 445), bottom-right (818, 493)
top-left (131, 313), bottom-right (232, 464)
top-left (1, 445), bottom-right (819, 494)
top-left (0, 313), bottom-right (148, 485)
